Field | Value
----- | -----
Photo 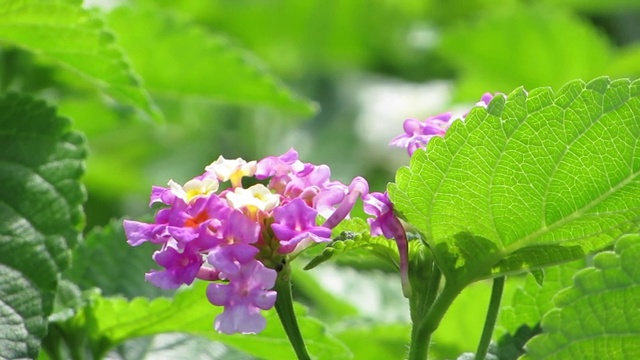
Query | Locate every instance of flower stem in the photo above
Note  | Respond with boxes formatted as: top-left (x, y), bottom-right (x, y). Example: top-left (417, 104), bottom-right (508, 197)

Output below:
top-left (474, 276), bottom-right (505, 360)
top-left (273, 263), bottom-right (311, 360)
top-left (408, 281), bottom-right (465, 360)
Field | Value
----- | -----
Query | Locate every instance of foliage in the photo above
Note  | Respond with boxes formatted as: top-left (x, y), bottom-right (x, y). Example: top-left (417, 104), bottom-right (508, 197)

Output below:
top-left (522, 234), bottom-right (640, 359)
top-left (390, 78), bottom-right (640, 288)
top-left (0, 94), bottom-right (85, 359)
top-left (1, 0), bottom-right (640, 359)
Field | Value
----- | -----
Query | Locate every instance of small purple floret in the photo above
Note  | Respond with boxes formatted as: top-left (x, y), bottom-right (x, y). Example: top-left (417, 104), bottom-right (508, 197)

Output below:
top-left (271, 198), bottom-right (332, 253)
top-left (206, 260), bottom-right (277, 334)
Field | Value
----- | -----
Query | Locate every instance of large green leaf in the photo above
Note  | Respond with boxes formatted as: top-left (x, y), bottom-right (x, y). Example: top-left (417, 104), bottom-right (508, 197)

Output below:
top-left (0, 94), bottom-right (85, 358)
top-left (389, 77), bottom-right (640, 287)
top-left (105, 7), bottom-right (317, 117)
top-left (0, 0), bottom-right (160, 120)
top-left (82, 282), bottom-right (350, 360)
top-left (522, 234), bottom-right (640, 359)
top-left (440, 6), bottom-right (612, 100)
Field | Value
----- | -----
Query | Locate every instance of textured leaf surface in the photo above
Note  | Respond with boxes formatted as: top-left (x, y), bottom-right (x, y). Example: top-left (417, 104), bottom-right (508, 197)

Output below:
top-left (106, 7), bottom-right (316, 117)
top-left (84, 282), bottom-right (350, 360)
top-left (0, 94), bottom-right (85, 358)
top-left (389, 78), bottom-right (640, 286)
top-left (0, 0), bottom-right (160, 120)
top-left (522, 235), bottom-right (640, 359)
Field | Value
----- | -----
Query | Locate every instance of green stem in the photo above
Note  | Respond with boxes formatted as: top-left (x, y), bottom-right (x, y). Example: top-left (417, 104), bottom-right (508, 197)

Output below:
top-left (408, 281), bottom-right (465, 360)
top-left (424, 266), bottom-right (442, 311)
top-left (475, 276), bottom-right (505, 360)
top-left (273, 264), bottom-right (311, 360)
top-left (407, 264), bottom-right (442, 360)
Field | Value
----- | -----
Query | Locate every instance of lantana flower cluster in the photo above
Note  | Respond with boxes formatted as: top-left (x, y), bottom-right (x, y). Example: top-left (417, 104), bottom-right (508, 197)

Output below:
top-left (124, 149), bottom-right (401, 334)
top-left (390, 93), bottom-right (495, 156)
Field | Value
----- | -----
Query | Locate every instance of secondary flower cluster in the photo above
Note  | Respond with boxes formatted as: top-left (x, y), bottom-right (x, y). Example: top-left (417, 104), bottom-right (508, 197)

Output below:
top-left (124, 149), bottom-right (398, 334)
top-left (390, 93), bottom-right (495, 156)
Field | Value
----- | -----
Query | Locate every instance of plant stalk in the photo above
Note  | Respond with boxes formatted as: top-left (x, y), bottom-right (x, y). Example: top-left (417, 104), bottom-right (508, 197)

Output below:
top-left (474, 276), bottom-right (505, 360)
top-left (273, 263), bottom-right (311, 360)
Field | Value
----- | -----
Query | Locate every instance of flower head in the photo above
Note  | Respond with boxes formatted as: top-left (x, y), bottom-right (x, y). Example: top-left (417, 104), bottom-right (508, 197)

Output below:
top-left (124, 148), bottom-right (373, 334)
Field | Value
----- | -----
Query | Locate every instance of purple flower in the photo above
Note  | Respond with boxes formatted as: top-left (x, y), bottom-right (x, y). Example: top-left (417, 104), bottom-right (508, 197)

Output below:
top-left (363, 192), bottom-right (411, 297)
top-left (322, 177), bottom-right (369, 229)
top-left (125, 148), bottom-right (385, 334)
top-left (390, 92), bottom-right (499, 156)
top-left (206, 260), bottom-right (277, 334)
top-left (145, 244), bottom-right (204, 289)
top-left (207, 210), bottom-right (260, 274)
top-left (389, 114), bottom-right (452, 156)
top-left (255, 148), bottom-right (304, 180)
top-left (271, 198), bottom-right (332, 253)
top-left (123, 220), bottom-right (170, 246)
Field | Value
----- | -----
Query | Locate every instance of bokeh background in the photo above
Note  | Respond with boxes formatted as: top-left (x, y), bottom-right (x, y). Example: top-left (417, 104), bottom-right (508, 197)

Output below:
top-left (5, 0), bottom-right (640, 358)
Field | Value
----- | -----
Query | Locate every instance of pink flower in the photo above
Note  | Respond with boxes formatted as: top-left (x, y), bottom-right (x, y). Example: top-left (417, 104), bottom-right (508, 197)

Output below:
top-left (363, 192), bottom-right (411, 297)
top-left (145, 244), bottom-right (204, 289)
top-left (206, 260), bottom-right (277, 334)
top-left (271, 198), bottom-right (332, 254)
top-left (124, 148), bottom-right (377, 334)
top-left (390, 93), bottom-right (498, 156)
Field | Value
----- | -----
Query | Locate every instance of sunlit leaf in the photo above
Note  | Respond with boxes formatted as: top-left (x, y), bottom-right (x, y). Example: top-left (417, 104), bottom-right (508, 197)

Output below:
top-left (83, 282), bottom-right (350, 360)
top-left (0, 94), bottom-right (85, 358)
top-left (522, 234), bottom-right (640, 359)
top-left (389, 77), bottom-right (640, 287)
top-left (0, 0), bottom-right (161, 120)
top-left (106, 7), bottom-right (317, 117)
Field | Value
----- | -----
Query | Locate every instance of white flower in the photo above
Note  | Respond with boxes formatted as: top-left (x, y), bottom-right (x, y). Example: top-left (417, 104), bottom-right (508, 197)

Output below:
top-left (168, 177), bottom-right (219, 203)
top-left (225, 184), bottom-right (280, 213)
top-left (205, 156), bottom-right (257, 187)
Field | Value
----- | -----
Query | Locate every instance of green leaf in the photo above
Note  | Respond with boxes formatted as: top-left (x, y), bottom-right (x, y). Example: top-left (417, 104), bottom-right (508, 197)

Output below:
top-left (0, 94), bottom-right (85, 358)
top-left (498, 260), bottom-right (585, 338)
top-left (522, 234), bottom-right (640, 359)
top-left (389, 77), bottom-right (640, 287)
top-left (440, 6), bottom-right (612, 101)
top-left (83, 282), bottom-right (350, 360)
top-left (105, 7), bottom-right (317, 117)
top-left (65, 218), bottom-right (171, 299)
top-left (0, 0), bottom-right (161, 120)
top-left (304, 218), bottom-right (401, 271)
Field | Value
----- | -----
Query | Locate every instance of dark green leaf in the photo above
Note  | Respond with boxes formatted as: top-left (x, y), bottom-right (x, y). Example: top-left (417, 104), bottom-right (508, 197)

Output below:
top-left (0, 93), bottom-right (85, 358)
top-left (65, 218), bottom-right (171, 299)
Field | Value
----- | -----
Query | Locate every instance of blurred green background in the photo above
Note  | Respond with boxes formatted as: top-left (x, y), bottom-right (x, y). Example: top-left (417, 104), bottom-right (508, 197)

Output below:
top-left (3, 0), bottom-right (640, 358)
